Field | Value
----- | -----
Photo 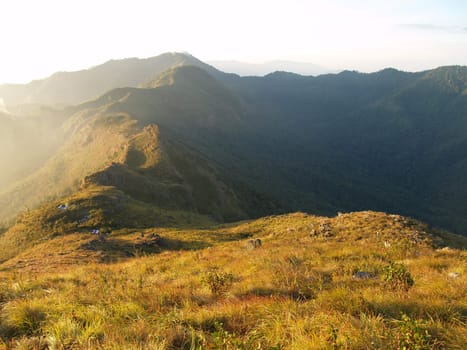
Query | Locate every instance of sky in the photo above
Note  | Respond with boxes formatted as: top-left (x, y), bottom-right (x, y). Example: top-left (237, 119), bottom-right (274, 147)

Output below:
top-left (1, 0), bottom-right (467, 83)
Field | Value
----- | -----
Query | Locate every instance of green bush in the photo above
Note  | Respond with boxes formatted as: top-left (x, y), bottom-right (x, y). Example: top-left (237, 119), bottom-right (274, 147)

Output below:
top-left (201, 269), bottom-right (234, 296)
top-left (382, 262), bottom-right (414, 292)
top-left (394, 314), bottom-right (440, 350)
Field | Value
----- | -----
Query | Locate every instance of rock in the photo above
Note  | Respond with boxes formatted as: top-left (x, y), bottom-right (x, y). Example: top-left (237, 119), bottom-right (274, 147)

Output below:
top-left (246, 239), bottom-right (262, 249)
top-left (310, 221), bottom-right (334, 238)
top-left (352, 271), bottom-right (376, 280)
top-left (141, 233), bottom-right (162, 247)
top-left (319, 222), bottom-right (334, 237)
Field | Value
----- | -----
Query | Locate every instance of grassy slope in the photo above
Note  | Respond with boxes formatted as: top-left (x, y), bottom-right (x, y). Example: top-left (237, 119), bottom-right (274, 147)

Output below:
top-left (0, 211), bottom-right (465, 349)
top-left (0, 184), bottom-right (216, 263)
top-left (0, 107), bottom-right (248, 228)
top-left (0, 111), bottom-right (135, 224)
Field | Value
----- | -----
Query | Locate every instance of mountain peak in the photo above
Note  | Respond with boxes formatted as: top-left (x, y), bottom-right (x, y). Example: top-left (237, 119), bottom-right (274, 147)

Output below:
top-left (421, 65), bottom-right (467, 93)
top-left (144, 65), bottom-right (218, 89)
top-left (0, 53), bottom-right (213, 107)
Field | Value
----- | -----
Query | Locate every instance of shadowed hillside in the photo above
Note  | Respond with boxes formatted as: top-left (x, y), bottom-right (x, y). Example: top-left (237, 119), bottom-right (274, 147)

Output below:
top-left (0, 111), bottom-right (253, 228)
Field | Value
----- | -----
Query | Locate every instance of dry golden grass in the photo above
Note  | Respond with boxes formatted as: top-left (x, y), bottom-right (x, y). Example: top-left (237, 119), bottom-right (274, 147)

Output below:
top-left (0, 211), bottom-right (465, 349)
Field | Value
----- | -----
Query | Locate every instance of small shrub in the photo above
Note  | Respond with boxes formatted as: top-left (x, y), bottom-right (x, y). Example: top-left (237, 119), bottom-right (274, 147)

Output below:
top-left (382, 262), bottom-right (414, 292)
top-left (394, 313), bottom-right (441, 350)
top-left (201, 269), bottom-right (234, 296)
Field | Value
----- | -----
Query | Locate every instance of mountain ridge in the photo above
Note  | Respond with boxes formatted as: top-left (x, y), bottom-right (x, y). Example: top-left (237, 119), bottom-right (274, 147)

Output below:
top-left (0, 52), bottom-right (220, 107)
top-left (2, 56), bottom-right (467, 235)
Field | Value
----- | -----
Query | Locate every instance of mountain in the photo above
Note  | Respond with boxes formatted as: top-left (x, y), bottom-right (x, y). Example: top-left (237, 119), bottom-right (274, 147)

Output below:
top-left (0, 64), bottom-right (277, 230)
top-left (205, 66), bottom-right (467, 233)
top-left (208, 59), bottom-right (335, 76)
top-left (0, 52), bottom-right (217, 107)
top-left (0, 111), bottom-right (250, 227)
top-left (2, 54), bottom-right (467, 235)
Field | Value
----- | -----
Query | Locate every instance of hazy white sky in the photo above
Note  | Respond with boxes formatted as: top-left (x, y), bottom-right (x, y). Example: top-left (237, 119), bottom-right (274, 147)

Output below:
top-left (1, 0), bottom-right (467, 83)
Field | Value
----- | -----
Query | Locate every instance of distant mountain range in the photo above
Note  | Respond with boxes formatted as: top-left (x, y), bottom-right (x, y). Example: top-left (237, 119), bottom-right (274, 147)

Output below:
top-left (207, 60), bottom-right (335, 76)
top-left (1, 53), bottom-right (467, 236)
top-left (0, 53), bottom-right (217, 107)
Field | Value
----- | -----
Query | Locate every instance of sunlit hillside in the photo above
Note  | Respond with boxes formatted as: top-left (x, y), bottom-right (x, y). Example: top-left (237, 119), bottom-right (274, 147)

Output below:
top-left (0, 212), bottom-right (465, 349)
